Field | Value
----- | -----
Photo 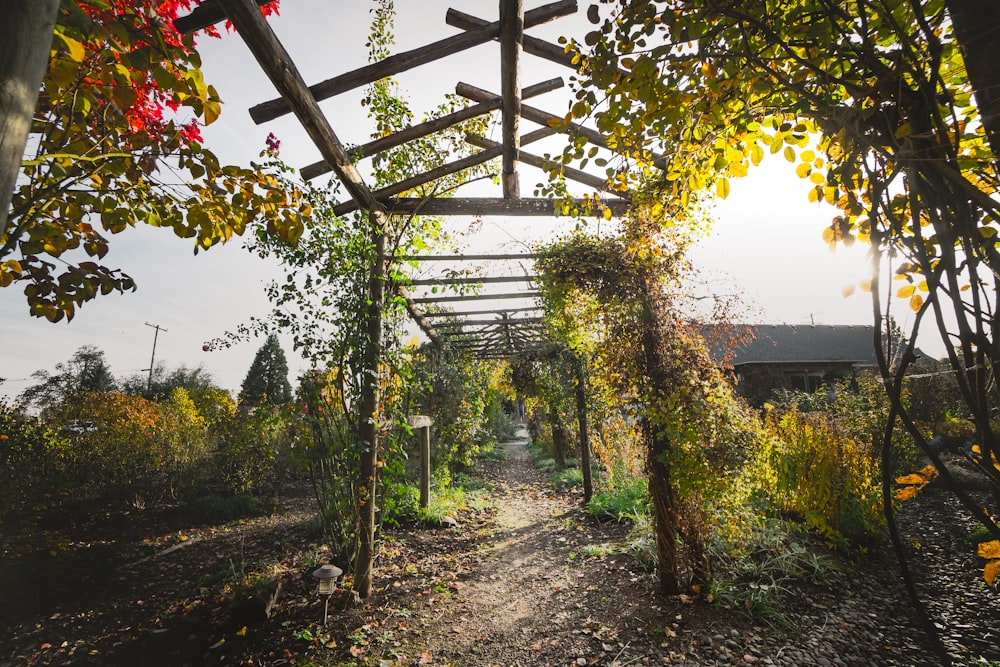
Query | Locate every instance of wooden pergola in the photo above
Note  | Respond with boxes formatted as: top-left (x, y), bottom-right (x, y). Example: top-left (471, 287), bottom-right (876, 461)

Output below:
top-left (174, 0), bottom-right (615, 594)
top-left (174, 0), bottom-right (631, 359)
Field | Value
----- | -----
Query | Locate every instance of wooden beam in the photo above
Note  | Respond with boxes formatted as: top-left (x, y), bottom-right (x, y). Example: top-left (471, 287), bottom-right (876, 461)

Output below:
top-left (410, 291), bottom-right (540, 304)
top-left (457, 82), bottom-right (611, 151)
top-left (299, 77), bottom-right (563, 181)
top-left (396, 253), bottom-right (540, 261)
top-left (446, 7), bottom-right (575, 69)
top-left (499, 0), bottom-right (524, 198)
top-left (248, 0), bottom-right (576, 124)
top-left (215, 0), bottom-right (379, 211)
top-left (422, 306), bottom-right (541, 317)
top-left (381, 197), bottom-right (630, 217)
top-left (332, 126), bottom-right (555, 217)
top-left (397, 285), bottom-right (445, 348)
top-left (406, 275), bottom-right (538, 286)
top-left (466, 135), bottom-right (619, 194)
top-left (173, 0), bottom-right (271, 33)
top-left (434, 317), bottom-right (544, 328)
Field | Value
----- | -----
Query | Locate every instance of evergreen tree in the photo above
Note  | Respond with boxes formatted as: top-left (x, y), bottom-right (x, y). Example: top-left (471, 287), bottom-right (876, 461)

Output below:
top-left (239, 334), bottom-right (292, 406)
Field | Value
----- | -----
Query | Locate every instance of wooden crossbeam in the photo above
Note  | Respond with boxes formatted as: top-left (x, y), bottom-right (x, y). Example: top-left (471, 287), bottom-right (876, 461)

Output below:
top-left (396, 253), bottom-right (540, 261)
top-left (433, 317), bottom-right (544, 328)
top-left (421, 306), bottom-right (541, 317)
top-left (299, 77), bottom-right (563, 181)
top-left (410, 291), bottom-right (540, 304)
top-left (406, 275), bottom-right (537, 286)
top-left (332, 126), bottom-right (555, 217)
top-left (173, 0), bottom-right (270, 33)
top-left (381, 197), bottom-right (630, 217)
top-left (215, 0), bottom-right (378, 214)
top-left (457, 82), bottom-right (611, 151)
top-left (466, 135), bottom-right (618, 194)
top-left (248, 0), bottom-right (576, 124)
top-left (500, 0), bottom-right (524, 198)
top-left (446, 7), bottom-right (574, 69)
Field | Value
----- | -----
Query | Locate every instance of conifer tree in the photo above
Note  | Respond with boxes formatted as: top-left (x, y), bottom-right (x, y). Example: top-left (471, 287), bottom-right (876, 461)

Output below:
top-left (238, 334), bottom-right (292, 406)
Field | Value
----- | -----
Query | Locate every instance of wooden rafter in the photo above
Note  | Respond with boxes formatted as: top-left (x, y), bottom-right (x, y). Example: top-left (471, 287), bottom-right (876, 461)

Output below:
top-left (410, 291), bottom-right (540, 304)
top-left (248, 0), bottom-right (576, 124)
top-left (377, 197), bottom-right (630, 217)
top-left (421, 306), bottom-right (540, 317)
top-left (396, 253), bottom-right (539, 261)
top-left (466, 135), bottom-right (619, 195)
top-left (446, 7), bottom-right (574, 69)
top-left (331, 126), bottom-right (556, 217)
top-left (406, 275), bottom-right (537, 286)
top-left (299, 77), bottom-right (563, 181)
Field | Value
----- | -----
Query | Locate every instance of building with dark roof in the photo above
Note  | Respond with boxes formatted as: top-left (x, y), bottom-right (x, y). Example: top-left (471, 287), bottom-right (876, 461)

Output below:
top-left (723, 324), bottom-right (878, 405)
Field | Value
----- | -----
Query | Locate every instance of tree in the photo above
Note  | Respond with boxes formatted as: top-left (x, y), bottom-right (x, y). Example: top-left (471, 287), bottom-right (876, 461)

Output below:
top-left (20, 344), bottom-right (116, 413)
top-left (1, 0), bottom-right (304, 322)
top-left (239, 334), bottom-right (292, 406)
top-left (560, 0), bottom-right (1000, 655)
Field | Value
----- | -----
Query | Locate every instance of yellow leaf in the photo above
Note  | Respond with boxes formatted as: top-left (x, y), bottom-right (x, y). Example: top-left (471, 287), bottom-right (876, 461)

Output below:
top-left (809, 172), bottom-right (825, 184)
top-left (895, 473), bottom-right (928, 485)
top-left (860, 279), bottom-right (872, 293)
top-left (919, 464), bottom-right (937, 478)
top-left (783, 146), bottom-right (796, 162)
top-left (984, 559), bottom-right (1000, 586)
top-left (910, 293), bottom-right (924, 312)
top-left (716, 178), bottom-right (731, 199)
top-left (842, 284), bottom-right (855, 298)
top-left (896, 486), bottom-right (919, 501)
top-left (808, 187), bottom-right (820, 203)
top-left (236, 626), bottom-right (247, 637)
top-left (978, 540), bottom-right (1000, 559)
top-left (602, 206), bottom-right (612, 220)
top-left (897, 284), bottom-right (915, 298)
top-left (795, 163), bottom-right (811, 178)
top-left (821, 227), bottom-right (835, 243)
top-left (56, 33), bottom-right (86, 63)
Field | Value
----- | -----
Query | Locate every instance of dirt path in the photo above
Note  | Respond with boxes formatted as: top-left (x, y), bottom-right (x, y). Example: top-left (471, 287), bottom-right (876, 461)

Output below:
top-left (391, 430), bottom-right (654, 666)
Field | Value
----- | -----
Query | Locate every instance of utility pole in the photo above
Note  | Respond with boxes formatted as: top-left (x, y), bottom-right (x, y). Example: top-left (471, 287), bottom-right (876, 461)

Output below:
top-left (144, 322), bottom-right (167, 397)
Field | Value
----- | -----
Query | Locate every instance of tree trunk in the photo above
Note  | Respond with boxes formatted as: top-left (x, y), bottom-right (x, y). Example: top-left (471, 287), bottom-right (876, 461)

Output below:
top-left (0, 0), bottom-right (59, 241)
top-left (574, 354), bottom-right (593, 504)
top-left (645, 418), bottom-right (680, 595)
top-left (352, 223), bottom-right (388, 599)
top-left (946, 0), bottom-right (1000, 163)
top-left (637, 273), bottom-right (681, 595)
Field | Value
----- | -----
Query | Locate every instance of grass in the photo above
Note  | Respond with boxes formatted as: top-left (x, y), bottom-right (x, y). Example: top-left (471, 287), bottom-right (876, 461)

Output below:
top-left (477, 443), bottom-right (510, 462)
top-left (587, 478), bottom-right (649, 522)
top-left (549, 468), bottom-right (584, 489)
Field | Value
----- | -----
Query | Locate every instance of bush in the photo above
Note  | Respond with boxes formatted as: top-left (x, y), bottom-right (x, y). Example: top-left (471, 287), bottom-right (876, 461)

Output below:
top-left (549, 468), bottom-right (583, 489)
top-left (0, 401), bottom-right (71, 518)
top-left (183, 494), bottom-right (260, 523)
top-left (382, 483), bottom-right (420, 527)
top-left (587, 477), bottom-right (649, 522)
top-left (752, 409), bottom-right (884, 549)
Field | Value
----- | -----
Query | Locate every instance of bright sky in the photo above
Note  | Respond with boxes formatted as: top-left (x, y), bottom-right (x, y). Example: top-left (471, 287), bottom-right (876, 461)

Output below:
top-left (1, 1), bottom-right (914, 402)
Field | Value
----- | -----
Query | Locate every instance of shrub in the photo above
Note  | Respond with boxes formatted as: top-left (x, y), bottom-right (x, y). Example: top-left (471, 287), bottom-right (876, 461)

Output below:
top-left (752, 409), bottom-right (884, 549)
top-left (183, 494), bottom-right (260, 523)
top-left (587, 477), bottom-right (649, 522)
top-left (549, 468), bottom-right (583, 489)
top-left (382, 483), bottom-right (420, 527)
top-left (0, 401), bottom-right (71, 518)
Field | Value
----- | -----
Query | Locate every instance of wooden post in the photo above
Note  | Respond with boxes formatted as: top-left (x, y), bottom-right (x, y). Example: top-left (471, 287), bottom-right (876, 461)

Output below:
top-left (0, 0), bottom-right (59, 239)
top-left (408, 415), bottom-right (434, 508)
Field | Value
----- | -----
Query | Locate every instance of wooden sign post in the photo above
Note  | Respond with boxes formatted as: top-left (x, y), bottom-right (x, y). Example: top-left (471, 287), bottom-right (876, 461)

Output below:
top-left (408, 415), bottom-right (434, 508)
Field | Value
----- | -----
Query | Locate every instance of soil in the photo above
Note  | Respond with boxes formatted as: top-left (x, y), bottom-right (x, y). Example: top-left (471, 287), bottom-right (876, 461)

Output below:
top-left (1, 431), bottom-right (997, 667)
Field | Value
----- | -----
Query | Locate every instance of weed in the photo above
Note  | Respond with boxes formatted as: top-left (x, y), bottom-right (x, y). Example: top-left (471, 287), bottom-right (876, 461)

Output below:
top-left (419, 486), bottom-right (468, 525)
top-left (453, 472), bottom-right (493, 492)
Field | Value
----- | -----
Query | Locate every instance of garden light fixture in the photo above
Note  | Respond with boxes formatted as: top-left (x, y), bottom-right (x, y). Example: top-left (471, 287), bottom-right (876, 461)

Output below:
top-left (311, 563), bottom-right (342, 624)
